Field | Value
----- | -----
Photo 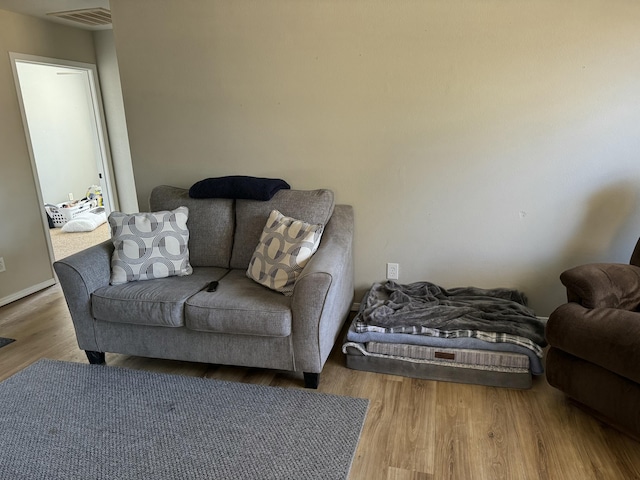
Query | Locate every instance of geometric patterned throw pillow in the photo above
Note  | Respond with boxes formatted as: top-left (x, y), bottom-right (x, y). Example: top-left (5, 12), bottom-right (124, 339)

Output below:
top-left (246, 209), bottom-right (324, 296)
top-left (108, 207), bottom-right (193, 285)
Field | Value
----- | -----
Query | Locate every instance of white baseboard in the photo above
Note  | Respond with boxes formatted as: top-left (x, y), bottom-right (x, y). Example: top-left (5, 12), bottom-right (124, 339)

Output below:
top-left (0, 278), bottom-right (56, 308)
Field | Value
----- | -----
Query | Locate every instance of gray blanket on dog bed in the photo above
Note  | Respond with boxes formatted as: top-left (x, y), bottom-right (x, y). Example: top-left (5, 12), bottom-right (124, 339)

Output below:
top-left (356, 281), bottom-right (546, 348)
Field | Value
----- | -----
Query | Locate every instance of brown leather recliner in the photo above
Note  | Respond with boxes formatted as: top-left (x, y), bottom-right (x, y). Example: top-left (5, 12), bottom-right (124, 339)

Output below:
top-left (546, 239), bottom-right (640, 439)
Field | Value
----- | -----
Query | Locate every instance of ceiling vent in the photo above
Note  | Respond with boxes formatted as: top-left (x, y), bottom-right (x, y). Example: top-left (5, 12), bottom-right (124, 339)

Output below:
top-left (47, 8), bottom-right (112, 27)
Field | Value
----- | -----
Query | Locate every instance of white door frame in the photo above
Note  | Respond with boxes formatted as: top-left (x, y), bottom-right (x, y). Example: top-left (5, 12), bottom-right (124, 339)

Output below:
top-left (9, 52), bottom-right (118, 265)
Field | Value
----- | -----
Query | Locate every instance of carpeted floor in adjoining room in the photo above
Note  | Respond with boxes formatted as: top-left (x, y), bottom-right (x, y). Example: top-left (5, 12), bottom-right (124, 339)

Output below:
top-left (48, 223), bottom-right (110, 260)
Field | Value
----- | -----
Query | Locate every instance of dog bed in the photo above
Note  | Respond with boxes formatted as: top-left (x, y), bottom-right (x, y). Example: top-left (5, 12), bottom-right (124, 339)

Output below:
top-left (343, 281), bottom-right (547, 389)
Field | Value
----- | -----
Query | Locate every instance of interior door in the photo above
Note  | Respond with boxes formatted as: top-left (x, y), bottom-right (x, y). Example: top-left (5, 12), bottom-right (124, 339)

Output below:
top-left (10, 53), bottom-right (118, 262)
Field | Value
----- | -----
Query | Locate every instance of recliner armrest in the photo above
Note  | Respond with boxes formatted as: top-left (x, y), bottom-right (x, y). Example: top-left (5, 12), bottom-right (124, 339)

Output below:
top-left (560, 263), bottom-right (640, 310)
top-left (546, 302), bottom-right (640, 384)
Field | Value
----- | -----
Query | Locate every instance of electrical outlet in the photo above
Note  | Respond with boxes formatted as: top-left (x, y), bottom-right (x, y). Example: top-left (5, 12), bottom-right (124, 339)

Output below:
top-left (68, 192), bottom-right (74, 201)
top-left (0, 257), bottom-right (5, 273)
top-left (386, 262), bottom-right (399, 280)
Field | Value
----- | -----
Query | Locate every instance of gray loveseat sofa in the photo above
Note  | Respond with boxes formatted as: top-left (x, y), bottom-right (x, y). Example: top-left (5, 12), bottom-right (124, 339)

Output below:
top-left (54, 185), bottom-right (354, 388)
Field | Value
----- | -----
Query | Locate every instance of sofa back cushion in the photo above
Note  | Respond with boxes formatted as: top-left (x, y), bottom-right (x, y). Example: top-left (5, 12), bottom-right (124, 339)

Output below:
top-left (150, 186), bottom-right (234, 268)
top-left (230, 189), bottom-right (335, 269)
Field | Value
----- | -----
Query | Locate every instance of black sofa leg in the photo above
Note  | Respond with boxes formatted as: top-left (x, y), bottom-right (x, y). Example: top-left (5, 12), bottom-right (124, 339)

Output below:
top-left (303, 372), bottom-right (320, 389)
top-left (86, 351), bottom-right (106, 365)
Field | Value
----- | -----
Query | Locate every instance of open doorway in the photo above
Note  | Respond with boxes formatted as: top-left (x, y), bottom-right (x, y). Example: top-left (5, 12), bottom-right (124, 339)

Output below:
top-left (10, 53), bottom-right (117, 261)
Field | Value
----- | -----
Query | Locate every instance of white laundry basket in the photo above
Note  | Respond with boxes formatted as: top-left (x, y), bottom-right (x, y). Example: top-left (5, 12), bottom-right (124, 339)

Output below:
top-left (45, 199), bottom-right (97, 228)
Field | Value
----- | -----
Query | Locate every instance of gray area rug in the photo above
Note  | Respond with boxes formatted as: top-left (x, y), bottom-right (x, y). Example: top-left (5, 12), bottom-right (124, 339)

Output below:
top-left (0, 359), bottom-right (369, 480)
top-left (0, 337), bottom-right (15, 349)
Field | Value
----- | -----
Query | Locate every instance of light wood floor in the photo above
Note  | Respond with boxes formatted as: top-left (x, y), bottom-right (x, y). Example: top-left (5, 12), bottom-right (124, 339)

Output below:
top-left (1, 285), bottom-right (639, 480)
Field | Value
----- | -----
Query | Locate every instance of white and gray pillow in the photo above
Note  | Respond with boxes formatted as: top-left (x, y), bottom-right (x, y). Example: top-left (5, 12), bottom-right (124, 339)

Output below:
top-left (108, 207), bottom-right (192, 285)
top-left (247, 209), bottom-right (324, 296)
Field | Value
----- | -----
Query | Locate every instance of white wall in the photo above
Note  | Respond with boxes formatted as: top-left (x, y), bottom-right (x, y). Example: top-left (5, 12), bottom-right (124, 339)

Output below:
top-left (16, 62), bottom-right (101, 205)
top-left (93, 29), bottom-right (138, 213)
top-left (0, 9), bottom-right (97, 305)
top-left (111, 0), bottom-right (640, 315)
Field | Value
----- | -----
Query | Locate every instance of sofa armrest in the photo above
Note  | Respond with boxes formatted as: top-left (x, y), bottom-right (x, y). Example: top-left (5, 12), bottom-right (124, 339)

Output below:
top-left (546, 302), bottom-right (640, 384)
top-left (290, 205), bottom-right (355, 373)
top-left (560, 263), bottom-right (640, 310)
top-left (53, 240), bottom-right (113, 351)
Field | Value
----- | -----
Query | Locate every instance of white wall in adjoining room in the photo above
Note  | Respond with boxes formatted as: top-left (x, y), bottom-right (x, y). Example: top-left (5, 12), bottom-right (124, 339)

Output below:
top-left (16, 62), bottom-right (101, 205)
top-left (110, 0), bottom-right (640, 315)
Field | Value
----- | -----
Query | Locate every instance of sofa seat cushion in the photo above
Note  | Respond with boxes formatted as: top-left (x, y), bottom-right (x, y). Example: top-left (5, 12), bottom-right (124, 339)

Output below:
top-left (92, 267), bottom-right (228, 327)
top-left (185, 269), bottom-right (292, 337)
